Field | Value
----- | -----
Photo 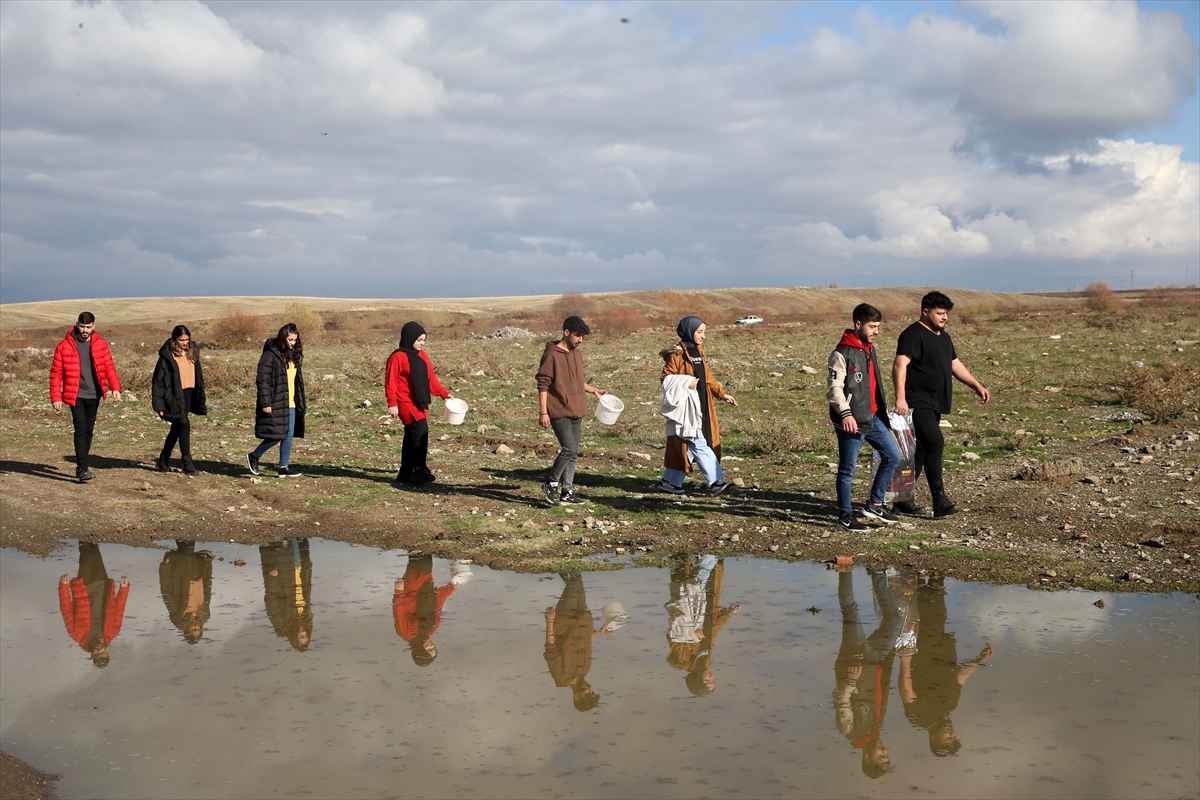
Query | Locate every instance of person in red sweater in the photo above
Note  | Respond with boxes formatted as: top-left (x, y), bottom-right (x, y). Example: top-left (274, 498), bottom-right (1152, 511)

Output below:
top-left (385, 322), bottom-right (452, 484)
top-left (392, 555), bottom-right (470, 666)
top-left (59, 543), bottom-right (129, 668)
top-left (49, 312), bottom-right (122, 482)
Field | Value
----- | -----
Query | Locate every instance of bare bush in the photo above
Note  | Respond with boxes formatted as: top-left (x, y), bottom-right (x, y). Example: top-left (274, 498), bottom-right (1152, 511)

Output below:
top-left (1121, 364), bottom-right (1200, 422)
top-left (1141, 286), bottom-right (1195, 308)
top-left (210, 310), bottom-right (267, 349)
top-left (593, 305), bottom-right (649, 335)
top-left (1084, 281), bottom-right (1128, 312)
top-left (544, 293), bottom-right (594, 329)
top-left (281, 301), bottom-right (326, 342)
top-left (734, 416), bottom-right (819, 456)
top-left (202, 359), bottom-right (256, 395)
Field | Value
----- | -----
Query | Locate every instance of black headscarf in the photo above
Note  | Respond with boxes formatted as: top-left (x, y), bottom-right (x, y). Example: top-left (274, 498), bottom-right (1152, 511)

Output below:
top-left (399, 322), bottom-right (431, 409)
top-left (675, 316), bottom-right (711, 443)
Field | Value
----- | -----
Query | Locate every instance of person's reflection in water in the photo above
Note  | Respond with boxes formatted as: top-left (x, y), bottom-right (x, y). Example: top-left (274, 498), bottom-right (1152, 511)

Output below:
top-left (159, 541), bottom-right (213, 644)
top-left (393, 555), bottom-right (470, 666)
top-left (900, 575), bottom-right (994, 756)
top-left (665, 554), bottom-right (740, 697)
top-left (833, 568), bottom-right (903, 778)
top-left (544, 573), bottom-right (608, 711)
top-left (58, 542), bottom-right (129, 667)
top-left (260, 538), bottom-right (313, 651)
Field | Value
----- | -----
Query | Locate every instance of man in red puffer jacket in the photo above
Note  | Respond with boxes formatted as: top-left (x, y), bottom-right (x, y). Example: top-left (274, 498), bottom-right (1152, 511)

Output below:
top-left (49, 312), bottom-right (122, 482)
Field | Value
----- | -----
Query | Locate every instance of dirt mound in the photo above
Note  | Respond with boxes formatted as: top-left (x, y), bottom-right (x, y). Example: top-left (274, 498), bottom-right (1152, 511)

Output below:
top-left (1017, 457), bottom-right (1085, 481)
top-left (485, 326), bottom-right (535, 340)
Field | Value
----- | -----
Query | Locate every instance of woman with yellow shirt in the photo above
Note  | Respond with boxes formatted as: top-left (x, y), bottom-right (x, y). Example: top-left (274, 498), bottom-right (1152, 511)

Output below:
top-left (247, 323), bottom-right (307, 478)
top-left (151, 325), bottom-right (207, 474)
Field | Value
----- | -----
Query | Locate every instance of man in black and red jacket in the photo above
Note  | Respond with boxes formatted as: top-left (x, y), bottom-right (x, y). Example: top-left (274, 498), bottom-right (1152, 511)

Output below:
top-left (827, 303), bottom-right (900, 531)
top-left (49, 311), bottom-right (122, 482)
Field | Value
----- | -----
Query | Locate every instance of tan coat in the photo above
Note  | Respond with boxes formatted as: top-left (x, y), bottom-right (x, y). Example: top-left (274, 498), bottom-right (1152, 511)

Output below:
top-left (660, 343), bottom-right (727, 472)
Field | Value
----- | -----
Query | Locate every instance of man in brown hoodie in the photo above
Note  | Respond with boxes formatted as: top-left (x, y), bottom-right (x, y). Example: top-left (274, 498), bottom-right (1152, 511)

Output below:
top-left (535, 316), bottom-right (607, 505)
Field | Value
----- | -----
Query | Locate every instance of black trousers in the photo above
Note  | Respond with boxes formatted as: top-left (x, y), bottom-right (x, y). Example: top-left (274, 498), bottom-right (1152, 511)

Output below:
top-left (70, 397), bottom-right (100, 469)
top-left (399, 418), bottom-right (429, 476)
top-left (911, 406), bottom-right (945, 494)
top-left (161, 389), bottom-right (193, 460)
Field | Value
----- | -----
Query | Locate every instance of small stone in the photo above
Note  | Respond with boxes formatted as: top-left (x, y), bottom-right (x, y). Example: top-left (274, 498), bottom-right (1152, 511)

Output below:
top-left (584, 516), bottom-right (595, 529)
top-left (909, 545), bottom-right (921, 551)
top-left (1093, 599), bottom-right (1105, 608)
top-left (730, 534), bottom-right (740, 542)
top-left (939, 420), bottom-right (953, 428)
top-left (938, 533), bottom-right (947, 539)
top-left (495, 444), bottom-right (515, 455)
top-left (350, 543), bottom-right (359, 547)
top-left (963, 452), bottom-right (980, 461)
top-left (1044, 570), bottom-right (1057, 578)
top-left (521, 520), bottom-right (536, 529)
top-left (233, 559), bottom-right (246, 567)
top-left (799, 365), bottom-right (817, 374)
top-left (615, 547), bottom-right (626, 555)
top-left (138, 481), bottom-right (151, 491)
top-left (357, 399), bottom-right (372, 409)
top-left (1141, 536), bottom-right (1165, 548)
top-left (1124, 571), bottom-right (1142, 581)
top-left (1061, 522), bottom-right (1074, 531)
top-left (769, 371), bottom-right (784, 378)
top-left (732, 477), bottom-right (745, 487)
top-left (769, 544), bottom-right (780, 552)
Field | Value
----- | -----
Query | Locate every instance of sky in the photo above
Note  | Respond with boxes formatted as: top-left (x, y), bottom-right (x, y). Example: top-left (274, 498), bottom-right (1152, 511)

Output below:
top-left (0, 0), bottom-right (1197, 304)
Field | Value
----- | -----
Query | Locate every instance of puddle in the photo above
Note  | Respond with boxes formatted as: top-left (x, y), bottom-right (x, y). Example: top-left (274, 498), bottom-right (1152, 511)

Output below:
top-left (1, 540), bottom-right (1197, 799)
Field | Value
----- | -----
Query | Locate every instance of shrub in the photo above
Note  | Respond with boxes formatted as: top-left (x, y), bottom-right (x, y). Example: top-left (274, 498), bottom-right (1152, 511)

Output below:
top-left (281, 302), bottom-right (325, 342)
top-left (594, 305), bottom-right (649, 335)
top-left (544, 293), bottom-right (594, 330)
top-left (734, 416), bottom-right (821, 456)
top-left (210, 310), bottom-right (267, 349)
top-left (1084, 281), bottom-right (1128, 312)
top-left (201, 359), bottom-right (256, 395)
top-left (1121, 364), bottom-right (1200, 423)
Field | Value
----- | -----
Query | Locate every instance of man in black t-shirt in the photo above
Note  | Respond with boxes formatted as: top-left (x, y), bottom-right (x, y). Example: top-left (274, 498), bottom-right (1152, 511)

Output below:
top-left (893, 291), bottom-right (990, 517)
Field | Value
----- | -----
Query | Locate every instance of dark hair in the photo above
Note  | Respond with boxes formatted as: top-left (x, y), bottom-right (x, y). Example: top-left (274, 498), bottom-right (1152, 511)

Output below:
top-left (929, 720), bottom-right (962, 756)
top-left (87, 636), bottom-right (109, 668)
top-left (274, 323), bottom-right (303, 367)
top-left (170, 325), bottom-right (194, 362)
top-left (572, 681), bottom-right (600, 712)
top-left (921, 291), bottom-right (954, 312)
top-left (77, 311), bottom-right (95, 325)
top-left (685, 670), bottom-right (713, 696)
top-left (853, 303), bottom-right (882, 324)
top-left (562, 316), bottom-right (591, 336)
top-left (411, 640), bottom-right (437, 667)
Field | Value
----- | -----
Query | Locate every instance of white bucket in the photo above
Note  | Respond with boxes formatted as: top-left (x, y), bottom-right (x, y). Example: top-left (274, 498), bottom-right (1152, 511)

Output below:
top-left (595, 394), bottom-right (625, 425)
top-left (443, 397), bottom-right (468, 425)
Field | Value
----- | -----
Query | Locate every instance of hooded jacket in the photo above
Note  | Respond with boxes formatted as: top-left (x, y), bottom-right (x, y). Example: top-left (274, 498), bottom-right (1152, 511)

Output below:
top-left (536, 341), bottom-right (587, 420)
top-left (827, 330), bottom-right (888, 430)
top-left (255, 339), bottom-right (306, 440)
top-left (660, 342), bottom-right (727, 472)
top-left (49, 328), bottom-right (121, 406)
top-left (152, 340), bottom-right (207, 423)
top-left (59, 576), bottom-right (128, 649)
top-left (385, 349), bottom-right (449, 425)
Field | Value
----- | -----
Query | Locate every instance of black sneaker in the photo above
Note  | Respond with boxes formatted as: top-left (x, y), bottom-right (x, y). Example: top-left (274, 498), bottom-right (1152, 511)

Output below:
top-left (933, 493), bottom-right (960, 518)
top-left (658, 480), bottom-right (686, 495)
top-left (541, 481), bottom-right (560, 505)
top-left (182, 457), bottom-right (199, 476)
top-left (709, 478), bottom-right (732, 496)
top-left (890, 500), bottom-right (928, 517)
top-left (837, 514), bottom-right (868, 532)
top-left (154, 455), bottom-right (171, 473)
top-left (559, 490), bottom-right (587, 506)
top-left (277, 466), bottom-right (301, 478)
top-left (246, 453), bottom-right (260, 476)
top-left (77, 467), bottom-right (95, 482)
top-left (412, 468), bottom-right (436, 484)
top-left (861, 503), bottom-right (899, 524)
top-left (395, 471), bottom-right (413, 484)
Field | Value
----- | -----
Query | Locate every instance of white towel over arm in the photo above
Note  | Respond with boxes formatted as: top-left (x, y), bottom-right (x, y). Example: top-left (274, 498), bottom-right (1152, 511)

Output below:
top-left (662, 373), bottom-right (703, 441)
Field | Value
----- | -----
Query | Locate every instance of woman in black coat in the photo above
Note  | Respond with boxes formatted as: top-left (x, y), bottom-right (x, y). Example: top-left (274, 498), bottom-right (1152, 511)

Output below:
top-left (151, 325), bottom-right (207, 474)
top-left (158, 540), bottom-right (213, 644)
top-left (247, 323), bottom-right (306, 478)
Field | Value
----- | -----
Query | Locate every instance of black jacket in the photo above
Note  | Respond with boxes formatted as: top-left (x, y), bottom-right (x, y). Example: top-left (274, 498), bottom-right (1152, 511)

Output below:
top-left (151, 341), bottom-right (207, 423)
top-left (826, 336), bottom-right (889, 429)
top-left (255, 339), bottom-right (306, 440)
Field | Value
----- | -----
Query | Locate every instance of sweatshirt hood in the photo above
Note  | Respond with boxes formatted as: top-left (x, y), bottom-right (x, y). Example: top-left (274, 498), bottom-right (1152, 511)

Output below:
top-left (838, 330), bottom-right (873, 353)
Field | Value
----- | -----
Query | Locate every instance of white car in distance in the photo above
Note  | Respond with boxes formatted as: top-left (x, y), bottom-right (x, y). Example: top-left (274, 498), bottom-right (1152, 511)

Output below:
top-left (734, 315), bottom-right (764, 325)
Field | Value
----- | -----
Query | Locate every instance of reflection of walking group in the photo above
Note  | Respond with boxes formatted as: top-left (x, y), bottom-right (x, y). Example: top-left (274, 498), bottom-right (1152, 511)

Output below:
top-left (48, 290), bottom-right (988, 526)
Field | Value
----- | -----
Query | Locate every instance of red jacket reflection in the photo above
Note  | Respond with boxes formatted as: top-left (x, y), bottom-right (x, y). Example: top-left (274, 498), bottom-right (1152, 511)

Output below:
top-left (59, 577), bottom-right (129, 649)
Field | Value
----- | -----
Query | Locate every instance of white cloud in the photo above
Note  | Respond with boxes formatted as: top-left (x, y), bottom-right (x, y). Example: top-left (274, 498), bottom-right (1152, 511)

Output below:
top-left (0, 0), bottom-right (1196, 302)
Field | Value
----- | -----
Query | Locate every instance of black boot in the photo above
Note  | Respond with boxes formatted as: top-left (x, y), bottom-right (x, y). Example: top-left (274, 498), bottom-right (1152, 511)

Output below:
top-left (155, 454), bottom-right (171, 472)
top-left (182, 456), bottom-right (199, 475)
top-left (932, 491), bottom-right (959, 518)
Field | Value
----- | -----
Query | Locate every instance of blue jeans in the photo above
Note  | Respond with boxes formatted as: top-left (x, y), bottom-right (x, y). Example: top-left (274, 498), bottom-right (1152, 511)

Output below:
top-left (663, 433), bottom-right (725, 488)
top-left (253, 408), bottom-right (295, 467)
top-left (835, 414), bottom-right (900, 516)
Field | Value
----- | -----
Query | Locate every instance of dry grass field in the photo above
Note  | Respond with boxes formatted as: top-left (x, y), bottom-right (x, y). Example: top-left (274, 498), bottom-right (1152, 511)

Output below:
top-left (1, 285), bottom-right (1197, 592)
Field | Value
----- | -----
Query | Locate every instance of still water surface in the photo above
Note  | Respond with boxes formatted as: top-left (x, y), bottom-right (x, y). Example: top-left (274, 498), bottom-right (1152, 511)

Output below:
top-left (1, 540), bottom-right (1197, 799)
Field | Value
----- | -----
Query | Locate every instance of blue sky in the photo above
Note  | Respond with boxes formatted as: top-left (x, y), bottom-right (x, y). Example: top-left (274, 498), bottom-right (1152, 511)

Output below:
top-left (1, 0), bottom-right (1196, 302)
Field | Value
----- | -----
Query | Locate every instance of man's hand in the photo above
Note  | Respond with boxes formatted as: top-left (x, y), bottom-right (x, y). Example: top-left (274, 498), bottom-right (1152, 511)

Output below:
top-left (593, 388), bottom-right (607, 397)
top-left (111, 391), bottom-right (122, 402)
top-left (688, 378), bottom-right (700, 390)
top-left (842, 416), bottom-right (859, 434)
top-left (120, 577), bottom-right (129, 588)
top-left (158, 411), bottom-right (164, 417)
top-left (394, 579), bottom-right (405, 592)
top-left (388, 405), bottom-right (400, 419)
top-left (894, 399), bottom-right (909, 416)
top-left (52, 401), bottom-right (63, 412)
top-left (60, 574), bottom-right (70, 584)
top-left (262, 406), bottom-right (272, 414)
top-left (722, 394), bottom-right (738, 407)
top-left (847, 664), bottom-right (862, 681)
top-left (974, 385), bottom-right (990, 404)
top-left (538, 412), bottom-right (551, 429)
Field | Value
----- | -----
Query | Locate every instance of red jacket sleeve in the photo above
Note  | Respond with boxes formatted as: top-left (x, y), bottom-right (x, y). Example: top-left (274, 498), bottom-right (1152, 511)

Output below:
top-left (93, 337), bottom-right (122, 396)
top-left (423, 352), bottom-right (450, 401)
top-left (59, 579), bottom-right (90, 646)
top-left (49, 340), bottom-right (67, 404)
top-left (393, 589), bottom-right (417, 642)
top-left (103, 581), bottom-right (129, 644)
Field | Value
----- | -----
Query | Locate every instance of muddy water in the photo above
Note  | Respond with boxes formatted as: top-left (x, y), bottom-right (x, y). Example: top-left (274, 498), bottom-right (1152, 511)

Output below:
top-left (1, 541), bottom-right (1197, 800)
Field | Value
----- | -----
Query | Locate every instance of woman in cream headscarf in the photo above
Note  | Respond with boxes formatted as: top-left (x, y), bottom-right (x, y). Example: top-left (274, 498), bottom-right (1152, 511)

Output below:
top-left (659, 316), bottom-right (738, 495)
